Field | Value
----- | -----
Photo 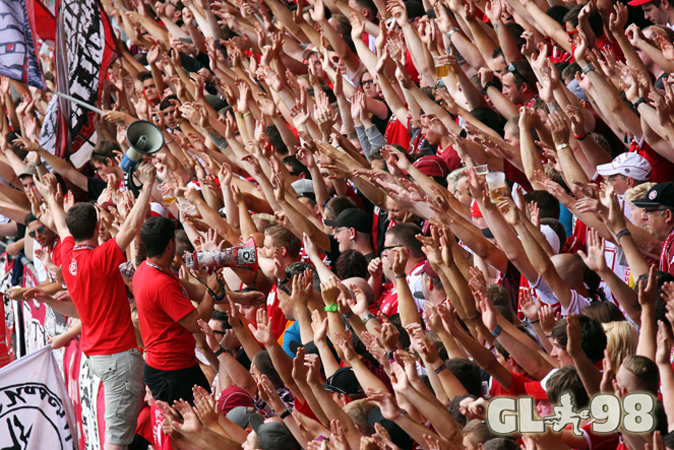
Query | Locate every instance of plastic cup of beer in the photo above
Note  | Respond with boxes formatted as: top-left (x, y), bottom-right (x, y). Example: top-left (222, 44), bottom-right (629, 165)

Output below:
top-left (474, 164), bottom-right (489, 179)
top-left (486, 172), bottom-right (506, 203)
top-left (179, 201), bottom-right (196, 215)
top-left (434, 56), bottom-right (449, 78)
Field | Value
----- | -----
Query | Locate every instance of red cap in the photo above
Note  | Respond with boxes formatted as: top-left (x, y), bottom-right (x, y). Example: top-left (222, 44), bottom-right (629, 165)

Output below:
top-left (217, 386), bottom-right (255, 414)
top-left (413, 155), bottom-right (449, 178)
top-left (421, 260), bottom-right (440, 279)
top-left (470, 199), bottom-right (483, 218)
top-left (627, 0), bottom-right (652, 5)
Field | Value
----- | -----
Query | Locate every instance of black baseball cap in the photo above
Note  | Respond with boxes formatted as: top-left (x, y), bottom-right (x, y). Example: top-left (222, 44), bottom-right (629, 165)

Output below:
top-left (324, 208), bottom-right (372, 234)
top-left (249, 413), bottom-right (296, 450)
top-left (324, 367), bottom-right (364, 396)
top-left (632, 182), bottom-right (674, 209)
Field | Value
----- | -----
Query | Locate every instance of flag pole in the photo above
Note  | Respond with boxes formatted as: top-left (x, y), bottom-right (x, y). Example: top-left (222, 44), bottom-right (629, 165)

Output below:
top-left (53, 91), bottom-right (106, 115)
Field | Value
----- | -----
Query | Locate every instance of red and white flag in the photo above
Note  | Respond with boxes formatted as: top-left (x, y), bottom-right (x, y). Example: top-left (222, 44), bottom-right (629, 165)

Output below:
top-left (39, 0), bottom-right (118, 168)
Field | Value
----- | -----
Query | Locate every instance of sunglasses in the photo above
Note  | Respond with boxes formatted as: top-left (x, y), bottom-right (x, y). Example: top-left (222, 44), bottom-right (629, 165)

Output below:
top-left (28, 226), bottom-right (47, 238)
top-left (360, 79), bottom-right (375, 87)
top-left (506, 62), bottom-right (525, 82)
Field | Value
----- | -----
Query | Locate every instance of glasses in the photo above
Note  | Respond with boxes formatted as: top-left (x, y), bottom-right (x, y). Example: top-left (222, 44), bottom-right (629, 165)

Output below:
top-left (28, 226), bottom-right (47, 238)
top-left (381, 245), bottom-right (403, 256)
top-left (606, 174), bottom-right (627, 185)
top-left (360, 79), bottom-right (374, 87)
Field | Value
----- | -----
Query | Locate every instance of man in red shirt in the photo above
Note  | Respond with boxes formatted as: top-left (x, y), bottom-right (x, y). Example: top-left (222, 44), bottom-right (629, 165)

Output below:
top-left (33, 166), bottom-right (155, 450)
top-left (135, 216), bottom-right (219, 404)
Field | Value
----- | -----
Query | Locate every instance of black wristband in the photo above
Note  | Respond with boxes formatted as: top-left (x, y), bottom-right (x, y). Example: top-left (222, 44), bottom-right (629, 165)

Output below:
top-left (279, 408), bottom-right (292, 419)
top-left (633, 97), bottom-right (647, 109)
top-left (483, 81), bottom-right (496, 91)
top-left (214, 345), bottom-right (227, 357)
top-left (435, 362), bottom-right (447, 374)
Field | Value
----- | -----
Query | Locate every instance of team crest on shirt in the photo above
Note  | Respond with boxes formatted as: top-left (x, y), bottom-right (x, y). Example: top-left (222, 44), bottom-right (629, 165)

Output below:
top-left (69, 259), bottom-right (77, 275)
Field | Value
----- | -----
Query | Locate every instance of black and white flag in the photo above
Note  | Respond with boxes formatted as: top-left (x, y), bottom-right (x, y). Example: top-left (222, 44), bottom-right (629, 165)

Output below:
top-left (0, 345), bottom-right (77, 449)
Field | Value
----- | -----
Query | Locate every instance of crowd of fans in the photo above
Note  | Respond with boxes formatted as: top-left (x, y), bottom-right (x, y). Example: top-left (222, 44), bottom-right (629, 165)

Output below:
top-left (4, 0), bottom-right (674, 448)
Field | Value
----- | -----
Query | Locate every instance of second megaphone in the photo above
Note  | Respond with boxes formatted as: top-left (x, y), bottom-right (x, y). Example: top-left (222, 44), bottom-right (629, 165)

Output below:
top-left (184, 237), bottom-right (258, 270)
top-left (120, 120), bottom-right (165, 172)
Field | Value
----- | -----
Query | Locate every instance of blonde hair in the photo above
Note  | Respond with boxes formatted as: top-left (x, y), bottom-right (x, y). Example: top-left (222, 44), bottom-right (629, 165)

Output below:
top-left (603, 321), bottom-right (637, 370)
top-left (624, 182), bottom-right (656, 204)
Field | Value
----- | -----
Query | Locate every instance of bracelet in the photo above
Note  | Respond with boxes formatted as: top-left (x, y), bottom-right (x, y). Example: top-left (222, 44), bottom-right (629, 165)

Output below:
top-left (582, 63), bottom-right (594, 74)
top-left (616, 229), bottom-right (631, 240)
top-left (483, 81), bottom-right (496, 91)
top-left (387, 350), bottom-right (396, 361)
top-left (362, 313), bottom-right (377, 324)
top-left (491, 324), bottom-right (503, 338)
top-left (345, 310), bottom-right (354, 318)
top-left (633, 97), bottom-right (647, 109)
top-left (394, 274), bottom-right (406, 279)
top-left (214, 344), bottom-right (227, 357)
top-left (529, 319), bottom-right (540, 324)
top-left (546, 332), bottom-right (553, 338)
top-left (435, 362), bottom-right (447, 374)
top-left (447, 27), bottom-right (459, 38)
top-left (573, 132), bottom-right (587, 141)
top-left (279, 408), bottom-right (292, 419)
top-left (241, 111), bottom-right (251, 119)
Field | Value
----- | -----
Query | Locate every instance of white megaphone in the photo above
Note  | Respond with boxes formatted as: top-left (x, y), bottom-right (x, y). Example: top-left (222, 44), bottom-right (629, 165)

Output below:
top-left (120, 120), bottom-right (164, 172)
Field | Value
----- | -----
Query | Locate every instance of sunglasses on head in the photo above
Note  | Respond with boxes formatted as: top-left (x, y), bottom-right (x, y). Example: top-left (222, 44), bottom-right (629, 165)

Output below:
top-left (28, 226), bottom-right (46, 238)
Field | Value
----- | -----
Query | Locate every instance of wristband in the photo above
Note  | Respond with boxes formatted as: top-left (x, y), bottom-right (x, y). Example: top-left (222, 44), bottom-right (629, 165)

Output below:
top-left (582, 63), bottom-right (594, 74)
top-left (324, 303), bottom-right (339, 313)
top-left (491, 324), bottom-right (503, 338)
top-left (447, 27), bottom-right (459, 38)
top-left (633, 97), bottom-right (647, 109)
top-left (241, 111), bottom-right (252, 118)
top-left (394, 274), bottom-right (406, 279)
top-left (387, 350), bottom-right (396, 361)
top-left (362, 313), bottom-right (377, 324)
top-left (546, 332), bottom-right (553, 338)
top-left (616, 229), bottom-right (631, 240)
top-left (345, 310), bottom-right (354, 318)
top-left (573, 132), bottom-right (587, 141)
top-left (483, 81), bottom-right (496, 91)
top-left (279, 408), bottom-right (292, 419)
top-left (214, 344), bottom-right (227, 357)
top-left (529, 319), bottom-right (540, 324)
top-left (435, 362), bottom-right (447, 374)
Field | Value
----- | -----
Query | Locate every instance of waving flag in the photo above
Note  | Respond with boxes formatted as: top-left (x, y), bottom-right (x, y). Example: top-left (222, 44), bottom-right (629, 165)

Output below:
top-left (38, 0), bottom-right (118, 167)
top-left (0, 0), bottom-right (46, 89)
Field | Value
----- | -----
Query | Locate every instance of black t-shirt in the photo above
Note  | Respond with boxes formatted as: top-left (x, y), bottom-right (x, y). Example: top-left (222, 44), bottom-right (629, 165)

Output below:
top-left (87, 177), bottom-right (107, 201)
top-left (371, 105), bottom-right (392, 136)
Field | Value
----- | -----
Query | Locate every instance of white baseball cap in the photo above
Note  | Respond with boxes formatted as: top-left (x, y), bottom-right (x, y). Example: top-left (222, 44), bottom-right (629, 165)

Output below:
top-left (596, 153), bottom-right (651, 181)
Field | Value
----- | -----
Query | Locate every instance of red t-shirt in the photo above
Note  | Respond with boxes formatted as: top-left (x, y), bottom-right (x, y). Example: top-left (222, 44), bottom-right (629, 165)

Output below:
top-left (384, 115), bottom-right (410, 148)
top-left (629, 140), bottom-right (674, 183)
top-left (60, 236), bottom-right (136, 355)
top-left (582, 423), bottom-right (620, 450)
top-left (489, 371), bottom-right (534, 398)
top-left (436, 145), bottom-right (462, 173)
top-left (379, 283), bottom-right (398, 316)
top-left (136, 405), bottom-right (153, 444)
top-left (151, 401), bottom-right (173, 450)
top-left (267, 284), bottom-right (289, 339)
top-left (134, 261), bottom-right (198, 371)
